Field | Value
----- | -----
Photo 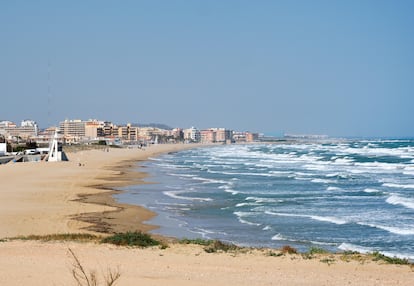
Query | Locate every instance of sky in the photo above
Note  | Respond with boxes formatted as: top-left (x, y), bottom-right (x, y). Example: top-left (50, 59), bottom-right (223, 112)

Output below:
top-left (1, 0), bottom-right (413, 137)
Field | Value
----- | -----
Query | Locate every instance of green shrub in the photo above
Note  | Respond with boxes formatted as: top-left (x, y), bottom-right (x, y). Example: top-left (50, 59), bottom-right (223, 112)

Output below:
top-left (13, 233), bottom-right (100, 242)
top-left (101, 231), bottom-right (160, 247)
top-left (320, 257), bottom-right (336, 265)
top-left (371, 251), bottom-right (410, 265)
top-left (179, 238), bottom-right (213, 246)
top-left (308, 246), bottom-right (328, 254)
top-left (267, 250), bottom-right (283, 257)
top-left (204, 240), bottom-right (240, 253)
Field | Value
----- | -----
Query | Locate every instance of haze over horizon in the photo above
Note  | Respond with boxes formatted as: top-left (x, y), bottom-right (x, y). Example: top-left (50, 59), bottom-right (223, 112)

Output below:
top-left (1, 1), bottom-right (413, 138)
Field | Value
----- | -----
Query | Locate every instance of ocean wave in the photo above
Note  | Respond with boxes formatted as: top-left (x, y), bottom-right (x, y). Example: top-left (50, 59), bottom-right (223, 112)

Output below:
top-left (363, 188), bottom-right (381, 193)
top-left (339, 243), bottom-right (414, 260)
top-left (246, 197), bottom-right (284, 204)
top-left (235, 202), bottom-right (260, 207)
top-left (333, 157), bottom-right (354, 165)
top-left (338, 243), bottom-right (372, 254)
top-left (234, 211), bottom-right (261, 226)
top-left (382, 183), bottom-right (414, 189)
top-left (271, 233), bottom-right (288, 241)
top-left (262, 225), bottom-right (272, 231)
top-left (272, 233), bottom-right (337, 246)
top-left (358, 222), bottom-right (414, 235)
top-left (223, 188), bottom-right (239, 195)
top-left (265, 211), bottom-right (348, 225)
top-left (311, 178), bottom-right (335, 184)
top-left (163, 191), bottom-right (212, 202)
top-left (386, 194), bottom-right (414, 210)
top-left (327, 186), bottom-right (342, 191)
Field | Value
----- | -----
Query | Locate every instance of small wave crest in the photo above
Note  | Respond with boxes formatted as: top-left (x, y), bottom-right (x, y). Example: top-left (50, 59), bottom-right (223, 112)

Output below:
top-left (383, 183), bottom-right (414, 189)
top-left (265, 211), bottom-right (347, 225)
top-left (386, 194), bottom-right (414, 210)
top-left (234, 211), bottom-right (261, 226)
top-left (338, 243), bottom-right (372, 254)
top-left (246, 197), bottom-right (284, 204)
top-left (163, 191), bottom-right (212, 202)
top-left (363, 188), bottom-right (381, 193)
top-left (358, 222), bottom-right (414, 235)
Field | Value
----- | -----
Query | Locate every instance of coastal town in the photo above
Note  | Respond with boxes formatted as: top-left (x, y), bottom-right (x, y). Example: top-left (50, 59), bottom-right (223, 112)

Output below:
top-left (0, 118), bottom-right (260, 158)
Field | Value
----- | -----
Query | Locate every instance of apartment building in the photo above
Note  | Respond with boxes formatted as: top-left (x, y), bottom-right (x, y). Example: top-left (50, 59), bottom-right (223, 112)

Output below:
top-left (84, 120), bottom-right (105, 139)
top-left (0, 120), bottom-right (38, 140)
top-left (246, 132), bottom-right (259, 142)
top-left (59, 119), bottom-right (85, 138)
top-left (183, 127), bottom-right (201, 142)
top-left (200, 128), bottom-right (232, 143)
top-left (118, 124), bottom-right (139, 141)
top-left (200, 129), bottom-right (216, 143)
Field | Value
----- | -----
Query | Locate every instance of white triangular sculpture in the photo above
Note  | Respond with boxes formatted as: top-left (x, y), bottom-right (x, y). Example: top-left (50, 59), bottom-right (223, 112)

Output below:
top-left (47, 132), bottom-right (62, 162)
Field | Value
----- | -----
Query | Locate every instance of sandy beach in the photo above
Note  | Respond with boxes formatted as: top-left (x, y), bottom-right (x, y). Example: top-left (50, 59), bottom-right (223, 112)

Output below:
top-left (0, 144), bottom-right (413, 285)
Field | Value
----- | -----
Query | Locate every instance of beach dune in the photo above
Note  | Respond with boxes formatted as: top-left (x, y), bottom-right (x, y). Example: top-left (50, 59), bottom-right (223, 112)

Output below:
top-left (0, 144), bottom-right (412, 285)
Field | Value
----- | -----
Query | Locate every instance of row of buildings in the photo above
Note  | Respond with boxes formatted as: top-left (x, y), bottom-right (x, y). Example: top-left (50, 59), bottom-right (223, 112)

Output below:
top-left (0, 119), bottom-right (259, 145)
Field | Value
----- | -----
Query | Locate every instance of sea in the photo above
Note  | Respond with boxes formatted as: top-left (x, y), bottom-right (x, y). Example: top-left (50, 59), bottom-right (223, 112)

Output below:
top-left (115, 139), bottom-right (414, 260)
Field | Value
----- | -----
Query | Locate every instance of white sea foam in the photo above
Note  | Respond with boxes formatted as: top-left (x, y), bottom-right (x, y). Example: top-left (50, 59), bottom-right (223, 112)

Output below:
top-left (311, 178), bottom-right (334, 184)
top-left (246, 197), bottom-right (284, 204)
top-left (224, 188), bottom-right (239, 195)
top-left (327, 186), bottom-right (342, 191)
top-left (333, 158), bottom-right (354, 165)
top-left (303, 164), bottom-right (329, 171)
top-left (338, 243), bottom-right (372, 254)
top-left (309, 215), bottom-right (348, 225)
top-left (386, 194), bottom-right (414, 210)
top-left (358, 222), bottom-right (414, 235)
top-left (271, 233), bottom-right (288, 241)
top-left (234, 211), bottom-right (261, 226)
top-left (265, 211), bottom-right (347, 225)
top-left (272, 233), bottom-right (337, 246)
top-left (380, 251), bottom-right (414, 261)
top-left (236, 202), bottom-right (259, 207)
top-left (163, 191), bottom-right (212, 202)
top-left (383, 183), bottom-right (414, 189)
top-left (363, 188), bottom-right (381, 193)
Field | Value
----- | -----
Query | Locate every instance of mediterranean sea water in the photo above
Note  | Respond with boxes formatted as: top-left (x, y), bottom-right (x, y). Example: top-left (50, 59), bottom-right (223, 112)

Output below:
top-left (115, 140), bottom-right (414, 260)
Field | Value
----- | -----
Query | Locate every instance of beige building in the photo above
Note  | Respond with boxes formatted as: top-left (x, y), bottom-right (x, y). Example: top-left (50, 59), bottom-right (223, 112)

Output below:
top-left (0, 120), bottom-right (38, 140)
top-left (200, 129), bottom-right (216, 143)
top-left (200, 128), bottom-right (232, 143)
top-left (246, 132), bottom-right (259, 142)
top-left (59, 119), bottom-right (85, 139)
top-left (118, 124), bottom-right (139, 141)
top-left (84, 120), bottom-right (105, 139)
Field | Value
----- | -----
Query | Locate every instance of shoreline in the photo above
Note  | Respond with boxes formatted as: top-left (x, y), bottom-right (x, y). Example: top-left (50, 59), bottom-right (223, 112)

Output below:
top-left (0, 143), bottom-right (205, 239)
top-left (1, 143), bottom-right (413, 285)
top-left (71, 144), bottom-right (215, 239)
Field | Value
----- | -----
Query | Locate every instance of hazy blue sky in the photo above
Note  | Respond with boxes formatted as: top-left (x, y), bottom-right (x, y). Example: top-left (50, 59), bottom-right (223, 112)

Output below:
top-left (1, 0), bottom-right (413, 137)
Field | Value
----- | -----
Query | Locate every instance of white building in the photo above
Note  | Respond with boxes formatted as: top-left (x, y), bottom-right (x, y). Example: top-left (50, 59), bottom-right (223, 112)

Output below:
top-left (183, 127), bottom-right (201, 142)
top-left (0, 143), bottom-right (6, 156)
top-left (21, 120), bottom-right (39, 135)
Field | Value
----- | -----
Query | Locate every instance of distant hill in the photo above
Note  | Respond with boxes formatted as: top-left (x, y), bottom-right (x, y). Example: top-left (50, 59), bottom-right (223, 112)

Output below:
top-left (132, 123), bottom-right (173, 130)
